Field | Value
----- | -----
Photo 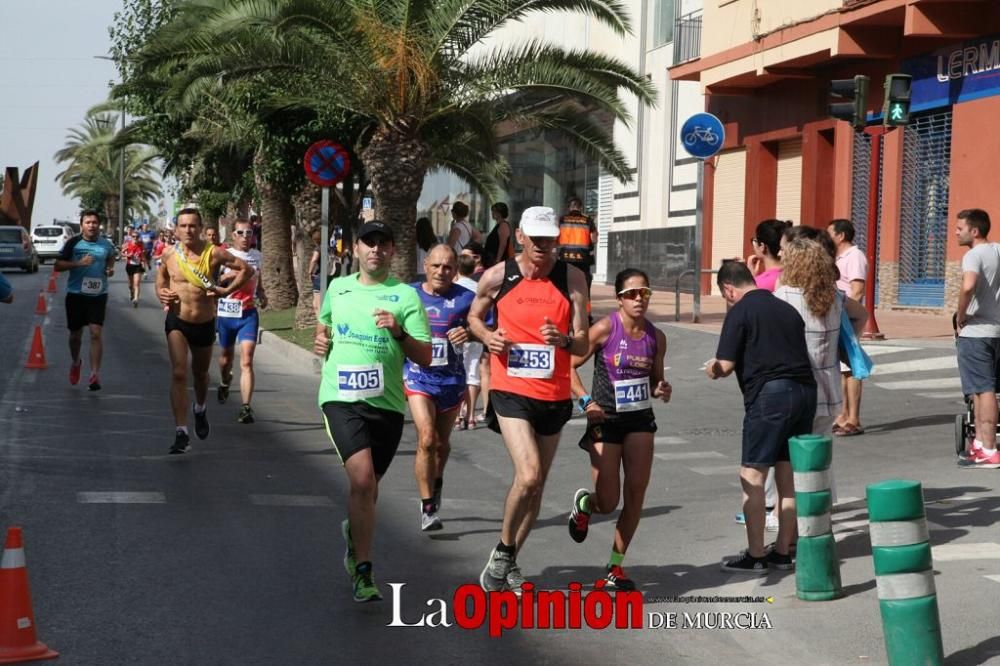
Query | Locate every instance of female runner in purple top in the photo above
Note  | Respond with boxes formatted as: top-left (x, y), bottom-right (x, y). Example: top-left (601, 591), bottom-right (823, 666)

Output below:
top-left (567, 268), bottom-right (672, 591)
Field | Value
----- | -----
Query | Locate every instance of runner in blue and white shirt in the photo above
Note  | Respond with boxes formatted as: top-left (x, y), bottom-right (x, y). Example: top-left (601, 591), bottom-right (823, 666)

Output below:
top-left (405, 244), bottom-right (476, 532)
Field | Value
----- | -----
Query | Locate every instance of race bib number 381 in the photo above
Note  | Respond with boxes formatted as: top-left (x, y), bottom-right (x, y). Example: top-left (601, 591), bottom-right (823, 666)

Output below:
top-left (81, 277), bottom-right (104, 295)
top-left (337, 363), bottom-right (385, 400)
top-left (507, 344), bottom-right (555, 379)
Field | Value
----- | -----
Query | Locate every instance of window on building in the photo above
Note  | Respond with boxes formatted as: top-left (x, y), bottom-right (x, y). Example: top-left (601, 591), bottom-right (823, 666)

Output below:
top-left (650, 0), bottom-right (675, 48)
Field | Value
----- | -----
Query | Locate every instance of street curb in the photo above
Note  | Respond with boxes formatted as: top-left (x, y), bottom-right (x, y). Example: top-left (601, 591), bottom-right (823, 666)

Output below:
top-left (259, 330), bottom-right (322, 375)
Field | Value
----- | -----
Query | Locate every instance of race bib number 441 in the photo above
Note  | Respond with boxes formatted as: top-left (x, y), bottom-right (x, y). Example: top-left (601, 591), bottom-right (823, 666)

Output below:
top-left (507, 344), bottom-right (555, 379)
top-left (337, 363), bottom-right (385, 400)
top-left (613, 377), bottom-right (651, 412)
top-left (81, 277), bottom-right (104, 295)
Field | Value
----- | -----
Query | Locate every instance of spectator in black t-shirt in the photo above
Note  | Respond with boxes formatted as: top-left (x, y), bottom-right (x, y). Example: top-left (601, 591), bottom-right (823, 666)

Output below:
top-left (705, 261), bottom-right (816, 575)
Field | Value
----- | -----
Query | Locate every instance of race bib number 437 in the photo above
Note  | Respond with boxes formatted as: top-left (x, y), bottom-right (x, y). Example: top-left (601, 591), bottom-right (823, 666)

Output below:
top-left (507, 344), bottom-right (555, 379)
top-left (337, 363), bottom-right (385, 400)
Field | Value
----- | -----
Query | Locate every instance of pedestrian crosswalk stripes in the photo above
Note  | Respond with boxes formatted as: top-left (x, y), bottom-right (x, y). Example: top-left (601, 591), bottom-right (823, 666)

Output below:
top-left (871, 356), bottom-right (957, 375)
top-left (861, 344), bottom-right (960, 394)
top-left (873, 377), bottom-right (962, 390)
top-left (76, 491), bottom-right (166, 504)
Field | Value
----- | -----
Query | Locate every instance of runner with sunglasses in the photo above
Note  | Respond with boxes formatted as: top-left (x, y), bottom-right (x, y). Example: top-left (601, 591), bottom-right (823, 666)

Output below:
top-left (157, 208), bottom-right (250, 454)
top-left (216, 220), bottom-right (267, 424)
top-left (566, 268), bottom-right (671, 590)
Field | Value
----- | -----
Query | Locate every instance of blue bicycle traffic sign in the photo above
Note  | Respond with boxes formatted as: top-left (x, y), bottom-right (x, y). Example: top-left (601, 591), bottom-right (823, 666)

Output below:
top-left (680, 113), bottom-right (725, 159)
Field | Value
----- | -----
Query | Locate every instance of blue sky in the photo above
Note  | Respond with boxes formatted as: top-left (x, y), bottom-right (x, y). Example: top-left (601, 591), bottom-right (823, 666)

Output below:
top-left (0, 0), bottom-right (171, 228)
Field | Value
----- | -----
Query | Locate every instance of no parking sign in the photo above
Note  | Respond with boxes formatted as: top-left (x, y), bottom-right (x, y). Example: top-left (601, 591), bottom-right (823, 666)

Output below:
top-left (303, 141), bottom-right (351, 187)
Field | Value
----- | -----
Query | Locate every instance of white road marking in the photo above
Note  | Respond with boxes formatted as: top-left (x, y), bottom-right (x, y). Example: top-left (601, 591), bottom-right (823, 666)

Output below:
top-left (655, 436), bottom-right (689, 445)
top-left (871, 356), bottom-right (957, 375)
top-left (873, 377), bottom-right (962, 390)
top-left (927, 493), bottom-right (989, 503)
top-left (860, 346), bottom-right (920, 357)
top-left (249, 494), bottom-right (333, 507)
top-left (687, 466), bottom-right (736, 476)
top-left (932, 543), bottom-right (1000, 561)
top-left (655, 451), bottom-right (726, 461)
top-left (916, 392), bottom-right (965, 399)
top-left (77, 491), bottom-right (166, 504)
top-left (834, 496), bottom-right (863, 507)
top-left (984, 575), bottom-right (1000, 584)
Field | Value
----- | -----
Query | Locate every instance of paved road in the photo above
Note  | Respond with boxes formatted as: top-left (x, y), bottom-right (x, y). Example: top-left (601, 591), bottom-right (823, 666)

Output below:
top-left (1, 267), bottom-right (999, 665)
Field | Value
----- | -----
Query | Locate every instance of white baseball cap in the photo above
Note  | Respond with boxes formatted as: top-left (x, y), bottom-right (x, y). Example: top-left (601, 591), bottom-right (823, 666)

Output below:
top-left (518, 206), bottom-right (559, 237)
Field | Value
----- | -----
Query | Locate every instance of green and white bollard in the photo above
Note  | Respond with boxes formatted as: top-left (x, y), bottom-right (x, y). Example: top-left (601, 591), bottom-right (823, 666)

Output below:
top-left (866, 479), bottom-right (944, 666)
top-left (789, 434), bottom-right (843, 601)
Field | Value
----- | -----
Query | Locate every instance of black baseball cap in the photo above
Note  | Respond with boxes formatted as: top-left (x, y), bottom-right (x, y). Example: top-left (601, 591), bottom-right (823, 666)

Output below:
top-left (358, 220), bottom-right (394, 243)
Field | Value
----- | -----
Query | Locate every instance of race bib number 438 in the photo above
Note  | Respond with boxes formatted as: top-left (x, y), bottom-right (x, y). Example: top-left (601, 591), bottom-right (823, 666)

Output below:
top-left (507, 344), bottom-right (555, 379)
top-left (217, 298), bottom-right (243, 318)
top-left (337, 363), bottom-right (385, 400)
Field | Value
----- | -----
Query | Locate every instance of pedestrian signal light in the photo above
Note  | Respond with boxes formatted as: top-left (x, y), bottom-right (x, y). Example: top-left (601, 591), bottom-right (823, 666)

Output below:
top-left (828, 75), bottom-right (869, 129)
top-left (883, 74), bottom-right (912, 127)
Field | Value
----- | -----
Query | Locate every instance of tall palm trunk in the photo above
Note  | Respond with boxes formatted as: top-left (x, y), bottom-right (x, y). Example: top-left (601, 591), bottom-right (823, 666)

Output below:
top-left (292, 182), bottom-right (322, 329)
top-left (253, 150), bottom-right (297, 309)
top-left (361, 126), bottom-right (430, 281)
top-left (104, 195), bottom-right (120, 242)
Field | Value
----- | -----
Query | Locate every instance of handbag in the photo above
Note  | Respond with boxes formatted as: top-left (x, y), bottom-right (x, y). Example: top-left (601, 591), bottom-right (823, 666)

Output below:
top-left (838, 300), bottom-right (874, 380)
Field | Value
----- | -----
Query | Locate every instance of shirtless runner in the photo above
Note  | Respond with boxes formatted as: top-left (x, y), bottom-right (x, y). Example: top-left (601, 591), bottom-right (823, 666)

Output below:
top-left (157, 208), bottom-right (250, 454)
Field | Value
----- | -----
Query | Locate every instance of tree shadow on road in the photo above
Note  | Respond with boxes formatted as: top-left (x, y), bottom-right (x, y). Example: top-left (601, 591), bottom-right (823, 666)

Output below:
top-left (946, 635), bottom-right (1000, 665)
top-left (861, 413), bottom-right (956, 435)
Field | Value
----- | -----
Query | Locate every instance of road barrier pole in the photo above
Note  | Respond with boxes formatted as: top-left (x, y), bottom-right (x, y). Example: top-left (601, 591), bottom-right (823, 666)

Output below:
top-left (866, 479), bottom-right (944, 665)
top-left (789, 434), bottom-right (843, 600)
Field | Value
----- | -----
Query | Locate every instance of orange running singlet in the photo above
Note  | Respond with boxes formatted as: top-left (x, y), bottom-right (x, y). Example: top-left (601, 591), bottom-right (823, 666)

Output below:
top-left (491, 258), bottom-right (572, 401)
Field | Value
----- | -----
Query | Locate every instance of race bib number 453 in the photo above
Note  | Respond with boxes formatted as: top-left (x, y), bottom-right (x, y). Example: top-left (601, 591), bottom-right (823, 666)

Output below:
top-left (507, 344), bottom-right (555, 379)
top-left (337, 363), bottom-right (385, 400)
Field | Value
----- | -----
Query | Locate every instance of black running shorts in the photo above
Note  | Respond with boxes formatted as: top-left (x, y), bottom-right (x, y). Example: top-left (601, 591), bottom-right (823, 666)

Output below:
top-left (125, 264), bottom-right (145, 276)
top-left (164, 311), bottom-right (216, 348)
top-left (321, 401), bottom-right (405, 476)
top-left (577, 410), bottom-right (657, 451)
top-left (65, 293), bottom-right (107, 331)
top-left (487, 389), bottom-right (572, 437)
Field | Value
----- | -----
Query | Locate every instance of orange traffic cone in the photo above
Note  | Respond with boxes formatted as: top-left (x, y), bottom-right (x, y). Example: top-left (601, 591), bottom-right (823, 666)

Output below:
top-left (24, 327), bottom-right (47, 370)
top-left (45, 275), bottom-right (56, 294)
top-left (33, 293), bottom-right (47, 316)
top-left (0, 527), bottom-right (58, 664)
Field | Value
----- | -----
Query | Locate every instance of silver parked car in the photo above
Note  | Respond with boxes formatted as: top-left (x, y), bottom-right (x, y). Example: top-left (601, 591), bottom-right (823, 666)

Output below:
top-left (0, 226), bottom-right (40, 273)
top-left (31, 225), bottom-right (74, 263)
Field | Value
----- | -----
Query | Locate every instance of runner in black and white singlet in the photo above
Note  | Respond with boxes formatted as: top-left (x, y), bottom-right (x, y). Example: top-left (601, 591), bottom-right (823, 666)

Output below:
top-left (566, 268), bottom-right (672, 591)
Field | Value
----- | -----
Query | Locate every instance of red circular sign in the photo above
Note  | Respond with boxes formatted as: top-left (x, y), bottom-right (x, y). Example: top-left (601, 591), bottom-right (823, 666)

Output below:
top-left (304, 140), bottom-right (350, 187)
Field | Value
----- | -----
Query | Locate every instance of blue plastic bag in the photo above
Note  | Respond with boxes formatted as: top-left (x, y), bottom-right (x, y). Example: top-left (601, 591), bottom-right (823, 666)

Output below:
top-left (839, 306), bottom-right (874, 380)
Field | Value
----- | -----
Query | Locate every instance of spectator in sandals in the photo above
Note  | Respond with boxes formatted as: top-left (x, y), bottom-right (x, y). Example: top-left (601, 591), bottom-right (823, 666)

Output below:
top-left (827, 219), bottom-right (868, 437)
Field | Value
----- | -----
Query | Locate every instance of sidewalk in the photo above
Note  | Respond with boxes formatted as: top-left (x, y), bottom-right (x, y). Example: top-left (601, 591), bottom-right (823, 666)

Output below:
top-left (591, 283), bottom-right (955, 341)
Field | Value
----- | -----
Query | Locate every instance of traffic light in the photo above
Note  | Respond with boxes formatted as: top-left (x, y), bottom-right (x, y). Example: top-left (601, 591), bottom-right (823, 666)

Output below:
top-left (828, 76), bottom-right (870, 129)
top-left (883, 74), bottom-right (912, 127)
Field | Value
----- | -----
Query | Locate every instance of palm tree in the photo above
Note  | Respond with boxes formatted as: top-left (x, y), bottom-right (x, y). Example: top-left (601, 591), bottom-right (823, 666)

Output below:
top-left (54, 112), bottom-right (162, 233)
top-left (134, 0), bottom-right (654, 278)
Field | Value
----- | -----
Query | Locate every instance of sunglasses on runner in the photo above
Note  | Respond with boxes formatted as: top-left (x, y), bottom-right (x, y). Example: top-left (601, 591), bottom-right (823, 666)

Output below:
top-left (617, 287), bottom-right (652, 301)
top-left (233, 229), bottom-right (252, 237)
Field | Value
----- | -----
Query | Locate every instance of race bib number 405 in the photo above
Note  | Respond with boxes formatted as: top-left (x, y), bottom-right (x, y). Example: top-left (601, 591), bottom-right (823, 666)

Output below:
top-left (337, 363), bottom-right (385, 400)
top-left (81, 277), bottom-right (104, 295)
top-left (613, 377), bottom-right (651, 412)
top-left (430, 337), bottom-right (449, 367)
top-left (217, 298), bottom-right (243, 319)
top-left (507, 344), bottom-right (555, 379)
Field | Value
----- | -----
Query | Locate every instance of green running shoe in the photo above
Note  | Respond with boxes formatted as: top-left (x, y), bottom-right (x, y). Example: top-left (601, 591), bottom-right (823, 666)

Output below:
top-left (352, 562), bottom-right (382, 603)
top-left (341, 519), bottom-right (356, 577)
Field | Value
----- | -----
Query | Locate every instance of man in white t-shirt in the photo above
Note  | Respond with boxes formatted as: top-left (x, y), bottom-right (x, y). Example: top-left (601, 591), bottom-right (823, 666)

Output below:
top-left (828, 219), bottom-right (868, 437)
top-left (955, 208), bottom-right (1000, 467)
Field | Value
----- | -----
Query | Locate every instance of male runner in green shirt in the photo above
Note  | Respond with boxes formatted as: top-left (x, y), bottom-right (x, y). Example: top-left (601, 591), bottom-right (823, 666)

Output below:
top-left (314, 220), bottom-right (432, 602)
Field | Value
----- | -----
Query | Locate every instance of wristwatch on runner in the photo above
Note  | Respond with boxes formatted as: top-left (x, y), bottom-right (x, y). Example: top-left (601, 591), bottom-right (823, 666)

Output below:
top-left (393, 328), bottom-right (410, 341)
